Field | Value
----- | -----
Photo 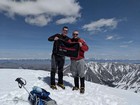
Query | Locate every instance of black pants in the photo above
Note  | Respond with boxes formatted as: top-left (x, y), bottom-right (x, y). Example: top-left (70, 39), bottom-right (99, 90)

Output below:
top-left (50, 54), bottom-right (65, 85)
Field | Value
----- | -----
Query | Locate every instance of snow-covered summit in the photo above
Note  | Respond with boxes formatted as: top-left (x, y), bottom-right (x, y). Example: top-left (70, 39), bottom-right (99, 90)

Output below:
top-left (0, 69), bottom-right (140, 105)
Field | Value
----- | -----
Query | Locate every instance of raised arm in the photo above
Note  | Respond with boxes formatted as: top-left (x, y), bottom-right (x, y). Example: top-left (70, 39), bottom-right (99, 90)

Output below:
top-left (48, 34), bottom-right (59, 41)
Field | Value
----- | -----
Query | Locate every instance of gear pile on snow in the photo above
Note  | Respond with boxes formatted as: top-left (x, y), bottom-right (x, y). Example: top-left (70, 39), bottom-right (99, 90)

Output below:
top-left (15, 77), bottom-right (57, 105)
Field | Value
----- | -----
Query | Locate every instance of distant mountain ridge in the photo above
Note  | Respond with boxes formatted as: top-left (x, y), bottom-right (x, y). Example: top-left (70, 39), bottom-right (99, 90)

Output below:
top-left (85, 59), bottom-right (140, 64)
top-left (0, 59), bottom-right (51, 70)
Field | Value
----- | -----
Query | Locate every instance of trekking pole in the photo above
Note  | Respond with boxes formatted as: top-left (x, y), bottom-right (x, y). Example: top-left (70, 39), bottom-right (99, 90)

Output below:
top-left (15, 77), bottom-right (33, 99)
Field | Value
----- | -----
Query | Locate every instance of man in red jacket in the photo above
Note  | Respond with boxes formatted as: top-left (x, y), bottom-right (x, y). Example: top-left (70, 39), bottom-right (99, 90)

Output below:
top-left (69, 30), bottom-right (89, 94)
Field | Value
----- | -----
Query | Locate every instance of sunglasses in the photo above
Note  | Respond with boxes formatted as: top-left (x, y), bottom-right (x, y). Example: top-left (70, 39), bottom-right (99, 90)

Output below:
top-left (63, 29), bottom-right (68, 32)
top-left (73, 33), bottom-right (78, 35)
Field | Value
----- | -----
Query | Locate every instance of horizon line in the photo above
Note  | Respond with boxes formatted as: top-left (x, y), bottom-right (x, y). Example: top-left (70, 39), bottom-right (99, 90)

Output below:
top-left (0, 58), bottom-right (140, 61)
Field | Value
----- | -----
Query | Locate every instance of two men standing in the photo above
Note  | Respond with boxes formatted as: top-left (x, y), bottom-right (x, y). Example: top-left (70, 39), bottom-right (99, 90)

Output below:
top-left (48, 26), bottom-right (88, 94)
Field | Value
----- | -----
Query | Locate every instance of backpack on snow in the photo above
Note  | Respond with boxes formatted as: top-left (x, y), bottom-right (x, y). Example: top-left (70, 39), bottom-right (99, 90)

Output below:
top-left (28, 86), bottom-right (57, 105)
top-left (15, 78), bottom-right (57, 105)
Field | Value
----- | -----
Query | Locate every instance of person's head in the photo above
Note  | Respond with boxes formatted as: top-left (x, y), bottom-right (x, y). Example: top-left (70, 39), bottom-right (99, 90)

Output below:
top-left (62, 26), bottom-right (68, 36)
top-left (72, 30), bottom-right (79, 39)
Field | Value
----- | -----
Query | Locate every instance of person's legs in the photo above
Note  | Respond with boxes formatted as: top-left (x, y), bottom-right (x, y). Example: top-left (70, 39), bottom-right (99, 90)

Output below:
top-left (80, 77), bottom-right (85, 88)
top-left (78, 59), bottom-right (87, 79)
top-left (70, 60), bottom-right (78, 78)
top-left (50, 55), bottom-right (57, 89)
top-left (80, 77), bottom-right (85, 93)
top-left (77, 59), bottom-right (87, 93)
top-left (74, 77), bottom-right (79, 88)
top-left (57, 56), bottom-right (65, 89)
top-left (72, 76), bottom-right (79, 90)
top-left (57, 56), bottom-right (65, 84)
top-left (70, 60), bottom-right (79, 90)
top-left (50, 70), bottom-right (56, 85)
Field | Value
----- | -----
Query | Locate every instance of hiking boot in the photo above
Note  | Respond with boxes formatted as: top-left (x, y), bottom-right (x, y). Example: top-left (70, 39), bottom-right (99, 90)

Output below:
top-left (50, 85), bottom-right (57, 90)
top-left (72, 87), bottom-right (79, 91)
top-left (57, 83), bottom-right (65, 89)
top-left (80, 87), bottom-right (85, 94)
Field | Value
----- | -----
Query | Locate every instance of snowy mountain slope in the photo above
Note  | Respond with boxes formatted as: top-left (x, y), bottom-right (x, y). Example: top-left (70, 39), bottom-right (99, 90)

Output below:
top-left (116, 68), bottom-right (140, 93)
top-left (64, 62), bottom-right (140, 93)
top-left (0, 69), bottom-right (140, 105)
top-left (86, 62), bottom-right (139, 82)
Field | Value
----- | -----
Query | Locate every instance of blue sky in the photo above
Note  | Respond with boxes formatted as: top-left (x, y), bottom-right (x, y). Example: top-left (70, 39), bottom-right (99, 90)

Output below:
top-left (0, 0), bottom-right (140, 60)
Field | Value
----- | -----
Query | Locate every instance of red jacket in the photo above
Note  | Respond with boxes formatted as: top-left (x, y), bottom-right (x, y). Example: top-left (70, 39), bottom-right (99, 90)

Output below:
top-left (68, 38), bottom-right (89, 60)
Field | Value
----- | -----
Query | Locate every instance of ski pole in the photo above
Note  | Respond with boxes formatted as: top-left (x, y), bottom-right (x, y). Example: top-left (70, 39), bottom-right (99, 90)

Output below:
top-left (15, 77), bottom-right (34, 99)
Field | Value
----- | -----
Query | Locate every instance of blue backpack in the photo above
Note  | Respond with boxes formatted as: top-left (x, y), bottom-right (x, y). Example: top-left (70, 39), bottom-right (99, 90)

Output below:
top-left (28, 86), bottom-right (57, 105)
